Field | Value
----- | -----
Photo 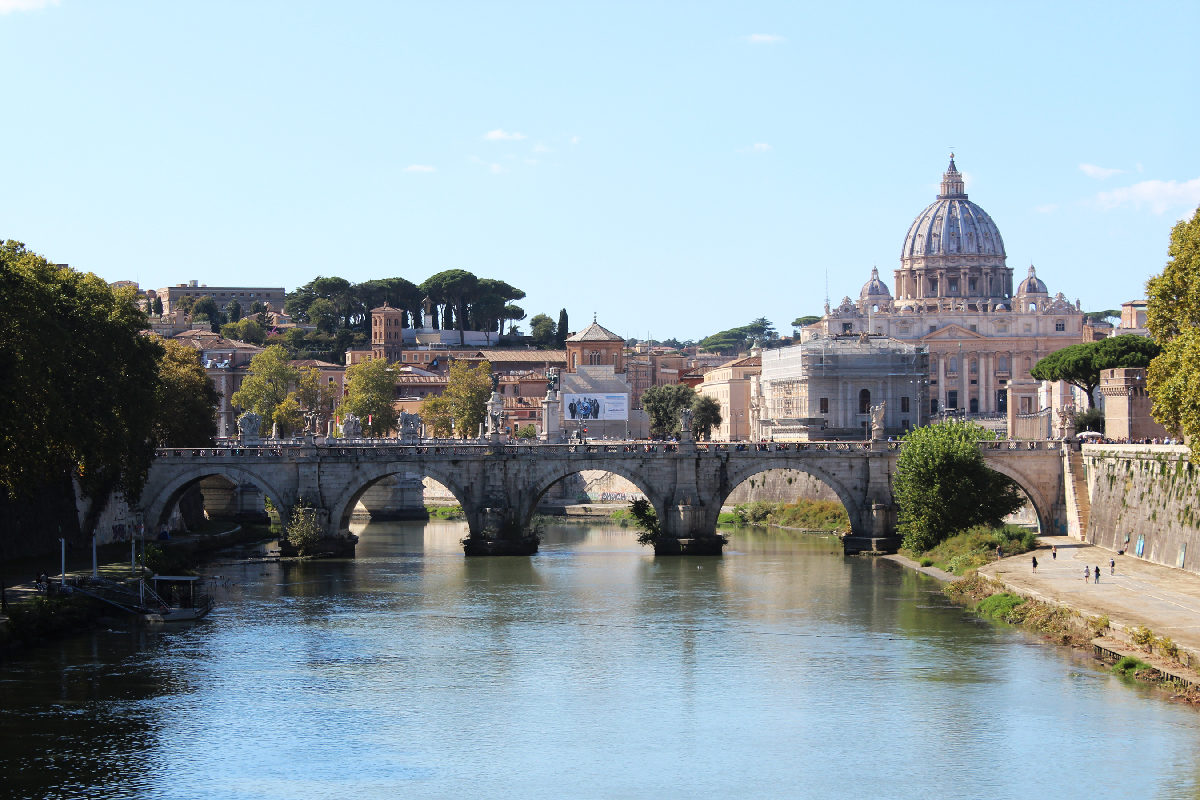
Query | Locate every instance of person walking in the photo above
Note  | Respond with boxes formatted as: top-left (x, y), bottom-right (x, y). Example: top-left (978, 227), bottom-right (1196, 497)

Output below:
top-left (1032, 556), bottom-right (1038, 572)
top-left (1084, 565), bottom-right (1091, 582)
top-left (1110, 557), bottom-right (1116, 575)
top-left (1051, 545), bottom-right (1057, 560)
top-left (1094, 565), bottom-right (1101, 584)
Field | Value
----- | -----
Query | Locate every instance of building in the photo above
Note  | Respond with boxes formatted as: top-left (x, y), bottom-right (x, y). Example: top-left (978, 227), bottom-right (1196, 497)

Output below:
top-left (158, 281), bottom-right (285, 315)
top-left (695, 354), bottom-right (760, 440)
top-left (1100, 367), bottom-right (1167, 441)
top-left (559, 319), bottom-right (641, 439)
top-left (755, 336), bottom-right (929, 440)
top-left (808, 156), bottom-right (1091, 418)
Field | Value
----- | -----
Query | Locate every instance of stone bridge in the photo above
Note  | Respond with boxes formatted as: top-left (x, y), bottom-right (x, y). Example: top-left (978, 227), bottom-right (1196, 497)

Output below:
top-left (139, 439), bottom-right (1067, 555)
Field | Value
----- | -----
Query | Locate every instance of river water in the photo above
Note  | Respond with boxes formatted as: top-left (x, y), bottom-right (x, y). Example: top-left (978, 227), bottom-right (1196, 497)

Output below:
top-left (2, 521), bottom-right (1200, 800)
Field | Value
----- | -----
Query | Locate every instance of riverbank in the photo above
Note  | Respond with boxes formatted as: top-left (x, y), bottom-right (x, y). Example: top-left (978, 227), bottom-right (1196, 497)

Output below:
top-left (889, 536), bottom-right (1200, 701)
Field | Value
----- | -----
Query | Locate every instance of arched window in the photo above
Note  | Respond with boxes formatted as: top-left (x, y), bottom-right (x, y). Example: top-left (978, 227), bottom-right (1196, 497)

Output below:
top-left (859, 389), bottom-right (871, 414)
top-left (588, 350), bottom-right (602, 365)
top-left (949, 357), bottom-right (958, 373)
top-left (998, 355), bottom-right (1009, 372)
top-left (970, 359), bottom-right (978, 375)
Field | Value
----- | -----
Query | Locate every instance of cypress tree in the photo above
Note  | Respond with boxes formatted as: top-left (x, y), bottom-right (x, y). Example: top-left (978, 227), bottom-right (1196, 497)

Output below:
top-left (556, 308), bottom-right (569, 347)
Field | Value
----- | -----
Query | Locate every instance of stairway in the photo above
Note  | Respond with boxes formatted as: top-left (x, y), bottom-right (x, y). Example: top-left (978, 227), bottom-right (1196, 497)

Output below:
top-left (1063, 449), bottom-right (1092, 540)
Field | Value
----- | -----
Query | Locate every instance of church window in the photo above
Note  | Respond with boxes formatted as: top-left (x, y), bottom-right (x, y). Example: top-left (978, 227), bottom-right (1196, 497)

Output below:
top-left (819, 397), bottom-right (829, 414)
top-left (970, 398), bottom-right (979, 413)
top-left (969, 324), bottom-right (977, 332)
top-left (968, 278), bottom-right (977, 293)
top-left (900, 396), bottom-right (910, 413)
top-left (998, 356), bottom-right (1009, 372)
top-left (1055, 320), bottom-right (1065, 331)
top-left (949, 357), bottom-right (958, 373)
top-left (947, 391), bottom-right (959, 409)
top-left (929, 325), bottom-right (937, 334)
top-left (859, 389), bottom-right (871, 414)
top-left (948, 278), bottom-right (958, 294)
top-left (930, 398), bottom-right (939, 414)
top-left (842, 322), bottom-right (853, 333)
top-left (970, 359), bottom-right (978, 375)
top-left (929, 279), bottom-right (939, 294)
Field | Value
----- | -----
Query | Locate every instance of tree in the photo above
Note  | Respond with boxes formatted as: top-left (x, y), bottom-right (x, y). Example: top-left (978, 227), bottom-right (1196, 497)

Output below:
top-left (530, 314), bottom-right (557, 348)
top-left (225, 299), bottom-right (242, 323)
top-left (1147, 208), bottom-right (1200, 450)
top-left (342, 357), bottom-right (399, 436)
top-left (791, 315), bottom-right (821, 328)
top-left (691, 395), bottom-right (722, 440)
top-left (641, 384), bottom-right (696, 438)
top-left (230, 345), bottom-right (299, 435)
top-left (893, 421), bottom-right (1026, 552)
top-left (1030, 335), bottom-right (1160, 408)
top-left (0, 242), bottom-right (162, 533)
top-left (307, 297), bottom-right (339, 334)
top-left (628, 498), bottom-right (660, 546)
top-left (152, 296), bottom-right (164, 316)
top-left (698, 319), bottom-right (778, 354)
top-left (420, 269), bottom-right (479, 345)
top-left (220, 317), bottom-right (266, 345)
top-left (420, 360), bottom-right (492, 439)
top-left (556, 308), bottom-right (569, 348)
top-left (191, 295), bottom-right (222, 331)
top-left (154, 340), bottom-right (219, 446)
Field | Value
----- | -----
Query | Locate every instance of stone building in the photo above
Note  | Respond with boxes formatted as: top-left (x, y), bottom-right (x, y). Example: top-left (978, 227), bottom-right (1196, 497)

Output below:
top-left (158, 281), bottom-right (285, 315)
top-left (695, 354), bottom-right (760, 440)
top-left (1100, 367), bottom-right (1167, 441)
top-left (807, 156), bottom-right (1092, 417)
top-left (754, 336), bottom-right (929, 440)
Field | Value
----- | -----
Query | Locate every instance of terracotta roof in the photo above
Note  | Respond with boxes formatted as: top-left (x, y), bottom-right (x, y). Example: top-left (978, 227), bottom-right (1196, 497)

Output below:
top-left (458, 350), bottom-right (568, 363)
top-left (565, 321), bottom-right (624, 342)
top-left (291, 359), bottom-right (342, 369)
top-left (371, 303), bottom-right (405, 313)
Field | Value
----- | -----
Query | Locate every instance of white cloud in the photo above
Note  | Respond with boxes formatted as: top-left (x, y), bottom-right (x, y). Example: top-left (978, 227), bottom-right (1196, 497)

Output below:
top-left (489, 163), bottom-right (506, 174)
top-left (1035, 203), bottom-right (1059, 214)
top-left (1097, 177), bottom-right (1200, 214)
top-left (745, 33), bottom-right (785, 44)
top-left (533, 143), bottom-right (551, 154)
top-left (403, 164), bottom-right (436, 173)
top-left (570, 135), bottom-right (581, 145)
top-left (737, 142), bottom-right (772, 154)
top-left (483, 129), bottom-right (526, 141)
top-left (0, 0), bottom-right (59, 13)
top-left (1079, 163), bottom-right (1125, 179)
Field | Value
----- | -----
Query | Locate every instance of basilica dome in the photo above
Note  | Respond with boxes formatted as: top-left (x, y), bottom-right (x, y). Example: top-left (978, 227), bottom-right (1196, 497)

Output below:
top-left (859, 267), bottom-right (892, 302)
top-left (900, 156), bottom-right (1006, 263)
top-left (1016, 264), bottom-right (1048, 295)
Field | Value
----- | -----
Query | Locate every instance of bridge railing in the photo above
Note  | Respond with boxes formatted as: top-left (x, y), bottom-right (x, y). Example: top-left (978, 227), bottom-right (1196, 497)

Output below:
top-left (155, 438), bottom-right (1065, 460)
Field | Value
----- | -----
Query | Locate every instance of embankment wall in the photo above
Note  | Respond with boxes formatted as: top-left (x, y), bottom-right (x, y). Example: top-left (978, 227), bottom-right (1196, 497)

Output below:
top-left (1084, 445), bottom-right (1200, 574)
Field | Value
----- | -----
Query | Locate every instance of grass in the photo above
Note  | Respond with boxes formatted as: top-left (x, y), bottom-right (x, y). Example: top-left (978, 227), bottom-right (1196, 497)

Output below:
top-left (907, 524), bottom-right (1038, 575)
top-left (977, 593), bottom-right (1026, 620)
top-left (426, 505), bottom-right (465, 520)
top-left (1112, 655), bottom-right (1153, 677)
top-left (717, 500), bottom-right (851, 532)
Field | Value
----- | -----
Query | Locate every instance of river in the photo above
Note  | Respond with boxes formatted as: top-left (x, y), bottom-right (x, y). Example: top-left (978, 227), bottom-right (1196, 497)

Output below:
top-left (2, 521), bottom-right (1199, 800)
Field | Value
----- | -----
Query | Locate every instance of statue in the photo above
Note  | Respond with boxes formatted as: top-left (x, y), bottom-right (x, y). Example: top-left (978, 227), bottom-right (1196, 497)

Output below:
top-left (303, 410), bottom-right (321, 435)
top-left (870, 402), bottom-right (886, 439)
top-left (679, 406), bottom-right (692, 432)
top-left (237, 411), bottom-right (262, 442)
top-left (491, 372), bottom-right (500, 393)
top-left (546, 369), bottom-right (559, 394)
top-left (398, 411), bottom-right (422, 441)
top-left (341, 413), bottom-right (363, 439)
top-left (1057, 404), bottom-right (1077, 439)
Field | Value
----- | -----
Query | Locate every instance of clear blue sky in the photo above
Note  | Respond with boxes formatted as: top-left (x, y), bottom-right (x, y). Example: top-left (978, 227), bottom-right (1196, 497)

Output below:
top-left (3, 1), bottom-right (1198, 341)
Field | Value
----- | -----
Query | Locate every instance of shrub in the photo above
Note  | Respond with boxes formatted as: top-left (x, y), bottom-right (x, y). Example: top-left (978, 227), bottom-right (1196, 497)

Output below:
top-left (919, 557), bottom-right (934, 567)
top-left (1089, 615), bottom-right (1110, 635)
top-left (285, 506), bottom-right (323, 555)
top-left (1112, 655), bottom-right (1153, 677)
top-left (1130, 626), bottom-right (1156, 649)
top-left (1156, 636), bottom-right (1180, 660)
top-left (977, 593), bottom-right (1026, 620)
top-left (629, 499), bottom-right (660, 546)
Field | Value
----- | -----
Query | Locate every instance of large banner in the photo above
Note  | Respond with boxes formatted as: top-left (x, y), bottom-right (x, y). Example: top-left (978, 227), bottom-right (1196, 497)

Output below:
top-left (563, 393), bottom-right (629, 421)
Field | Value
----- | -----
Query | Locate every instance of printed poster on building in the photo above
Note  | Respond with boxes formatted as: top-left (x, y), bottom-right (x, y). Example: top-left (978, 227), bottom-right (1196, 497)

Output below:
top-left (563, 393), bottom-right (629, 421)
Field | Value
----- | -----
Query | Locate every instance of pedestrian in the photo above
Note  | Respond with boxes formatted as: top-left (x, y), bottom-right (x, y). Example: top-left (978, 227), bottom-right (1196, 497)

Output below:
top-left (996, 545), bottom-right (1003, 559)
top-left (1051, 545), bottom-right (1057, 560)
top-left (1110, 557), bottom-right (1116, 576)
top-left (1094, 565), bottom-right (1101, 584)
top-left (1032, 556), bottom-right (1038, 572)
top-left (1084, 566), bottom-right (1091, 582)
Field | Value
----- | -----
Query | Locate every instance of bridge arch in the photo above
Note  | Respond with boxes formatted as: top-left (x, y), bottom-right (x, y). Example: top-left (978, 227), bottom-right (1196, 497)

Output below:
top-left (140, 464), bottom-right (292, 532)
top-left (326, 461), bottom-right (475, 534)
top-left (977, 456), bottom-right (1054, 534)
top-left (523, 461), bottom-right (666, 532)
top-left (717, 457), bottom-right (867, 535)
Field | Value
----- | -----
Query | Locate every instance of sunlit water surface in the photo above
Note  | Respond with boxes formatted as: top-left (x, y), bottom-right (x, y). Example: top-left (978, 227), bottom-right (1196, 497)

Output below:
top-left (2, 521), bottom-right (1199, 800)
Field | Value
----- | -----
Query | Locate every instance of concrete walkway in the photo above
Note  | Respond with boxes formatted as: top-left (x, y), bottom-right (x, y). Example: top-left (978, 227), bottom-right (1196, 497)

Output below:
top-left (980, 536), bottom-right (1200, 662)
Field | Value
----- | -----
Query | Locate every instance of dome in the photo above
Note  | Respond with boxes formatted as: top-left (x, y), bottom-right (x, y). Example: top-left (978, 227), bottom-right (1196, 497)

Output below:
top-left (859, 267), bottom-right (892, 301)
top-left (900, 156), bottom-right (1006, 262)
top-left (1016, 265), bottom-right (1048, 295)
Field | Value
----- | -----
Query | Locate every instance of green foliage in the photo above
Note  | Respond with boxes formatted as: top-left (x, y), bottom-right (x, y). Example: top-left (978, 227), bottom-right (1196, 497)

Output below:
top-left (1084, 309), bottom-right (1121, 324)
top-left (1030, 335), bottom-right (1161, 409)
top-left (1130, 625), bottom-right (1156, 648)
top-left (1147, 208), bottom-right (1200, 452)
top-left (426, 505), bottom-right (465, 519)
top-left (894, 421), bottom-right (1026, 552)
top-left (919, 557), bottom-right (934, 567)
top-left (976, 592), bottom-right (1026, 620)
top-left (791, 315), bottom-right (821, 328)
top-left (0, 242), bottom-right (162, 508)
top-left (285, 505), bottom-right (323, 555)
top-left (912, 524), bottom-right (1036, 573)
top-left (5, 595), bottom-right (103, 642)
top-left (420, 360), bottom-right (492, 438)
top-left (765, 500), bottom-right (852, 531)
top-left (420, 269), bottom-right (479, 344)
top-left (220, 317), bottom-right (266, 345)
top-left (154, 339), bottom-right (219, 446)
top-left (628, 498), bottom-right (660, 545)
top-left (139, 542), bottom-right (194, 575)
top-left (698, 318), bottom-right (777, 354)
top-left (529, 313), bottom-right (557, 348)
top-left (342, 357), bottom-right (399, 436)
top-left (1074, 406), bottom-right (1105, 434)
top-left (641, 384), bottom-right (696, 438)
top-left (515, 424), bottom-right (538, 439)
top-left (690, 395), bottom-right (722, 440)
top-left (556, 308), bottom-right (569, 348)
top-left (231, 345), bottom-right (299, 435)
top-left (1112, 655), bottom-right (1153, 677)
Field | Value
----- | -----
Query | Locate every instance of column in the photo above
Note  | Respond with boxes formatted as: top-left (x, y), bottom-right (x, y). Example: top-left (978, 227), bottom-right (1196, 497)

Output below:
top-left (960, 357), bottom-right (969, 412)
top-left (937, 354), bottom-right (946, 411)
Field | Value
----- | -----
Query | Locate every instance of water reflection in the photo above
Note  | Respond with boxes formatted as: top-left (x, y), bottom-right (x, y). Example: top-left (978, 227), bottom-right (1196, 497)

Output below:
top-left (1, 520), bottom-right (1198, 800)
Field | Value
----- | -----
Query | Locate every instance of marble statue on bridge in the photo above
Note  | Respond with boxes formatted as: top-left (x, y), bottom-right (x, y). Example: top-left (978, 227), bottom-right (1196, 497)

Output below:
top-left (341, 413), bottom-right (363, 439)
top-left (237, 411), bottom-right (262, 443)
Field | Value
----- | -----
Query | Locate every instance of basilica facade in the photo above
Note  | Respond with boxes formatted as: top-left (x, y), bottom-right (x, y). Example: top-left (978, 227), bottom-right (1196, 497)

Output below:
top-left (805, 156), bottom-right (1095, 416)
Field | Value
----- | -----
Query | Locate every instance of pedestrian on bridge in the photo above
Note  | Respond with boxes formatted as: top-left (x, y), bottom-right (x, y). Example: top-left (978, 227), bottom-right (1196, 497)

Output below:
top-left (1094, 566), bottom-right (1101, 584)
top-left (1084, 566), bottom-right (1090, 582)
top-left (1032, 556), bottom-right (1038, 572)
top-left (1051, 545), bottom-right (1057, 559)
top-left (1110, 557), bottom-right (1116, 576)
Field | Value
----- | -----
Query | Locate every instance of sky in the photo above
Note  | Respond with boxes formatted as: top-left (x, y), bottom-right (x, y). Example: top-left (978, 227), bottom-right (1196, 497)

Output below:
top-left (2, 1), bottom-right (1199, 341)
